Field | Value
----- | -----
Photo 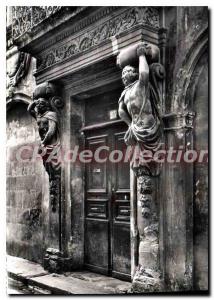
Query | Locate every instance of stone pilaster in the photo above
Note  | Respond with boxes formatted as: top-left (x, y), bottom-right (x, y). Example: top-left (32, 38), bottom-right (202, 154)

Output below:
top-left (131, 168), bottom-right (163, 292)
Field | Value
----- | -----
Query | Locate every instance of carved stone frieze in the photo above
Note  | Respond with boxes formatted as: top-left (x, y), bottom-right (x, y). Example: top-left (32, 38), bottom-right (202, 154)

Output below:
top-left (12, 6), bottom-right (62, 39)
top-left (37, 7), bottom-right (160, 71)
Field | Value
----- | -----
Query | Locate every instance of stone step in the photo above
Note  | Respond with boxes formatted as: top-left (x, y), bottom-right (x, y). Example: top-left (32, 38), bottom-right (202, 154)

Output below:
top-left (7, 255), bottom-right (131, 295)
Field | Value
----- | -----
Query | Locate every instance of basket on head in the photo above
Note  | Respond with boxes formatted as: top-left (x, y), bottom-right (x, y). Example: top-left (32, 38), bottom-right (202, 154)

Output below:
top-left (117, 42), bottom-right (160, 69)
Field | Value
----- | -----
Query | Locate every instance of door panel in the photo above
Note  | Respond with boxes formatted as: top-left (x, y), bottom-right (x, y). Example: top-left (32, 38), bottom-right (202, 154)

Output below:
top-left (112, 224), bottom-right (131, 279)
top-left (85, 133), bottom-right (110, 274)
top-left (86, 135), bottom-right (108, 192)
top-left (111, 131), bottom-right (131, 280)
top-left (85, 219), bottom-right (109, 274)
top-left (86, 199), bottom-right (108, 219)
top-left (84, 126), bottom-right (130, 280)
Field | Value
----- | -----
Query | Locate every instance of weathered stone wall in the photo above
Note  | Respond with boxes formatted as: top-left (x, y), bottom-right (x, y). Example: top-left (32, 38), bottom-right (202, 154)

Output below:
top-left (6, 102), bottom-right (47, 263)
top-left (163, 7), bottom-right (208, 291)
top-left (192, 51), bottom-right (208, 290)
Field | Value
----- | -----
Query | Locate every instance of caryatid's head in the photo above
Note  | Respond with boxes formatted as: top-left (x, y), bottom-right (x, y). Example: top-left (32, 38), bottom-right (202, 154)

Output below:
top-left (36, 98), bottom-right (50, 114)
top-left (121, 65), bottom-right (139, 87)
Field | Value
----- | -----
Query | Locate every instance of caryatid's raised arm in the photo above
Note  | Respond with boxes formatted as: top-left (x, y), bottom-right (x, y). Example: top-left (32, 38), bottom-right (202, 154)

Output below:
top-left (136, 44), bottom-right (149, 87)
top-left (27, 101), bottom-right (37, 119)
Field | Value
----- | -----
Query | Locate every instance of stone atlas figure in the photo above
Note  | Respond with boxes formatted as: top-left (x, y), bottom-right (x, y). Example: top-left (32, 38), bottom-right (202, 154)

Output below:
top-left (117, 42), bottom-right (165, 292)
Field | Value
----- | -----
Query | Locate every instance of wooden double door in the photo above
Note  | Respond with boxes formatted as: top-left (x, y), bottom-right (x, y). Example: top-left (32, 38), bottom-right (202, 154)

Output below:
top-left (84, 124), bottom-right (131, 281)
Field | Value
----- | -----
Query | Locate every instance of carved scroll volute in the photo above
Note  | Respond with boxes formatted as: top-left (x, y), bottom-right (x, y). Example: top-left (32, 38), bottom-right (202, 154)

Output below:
top-left (117, 42), bottom-right (165, 292)
top-left (28, 82), bottom-right (64, 212)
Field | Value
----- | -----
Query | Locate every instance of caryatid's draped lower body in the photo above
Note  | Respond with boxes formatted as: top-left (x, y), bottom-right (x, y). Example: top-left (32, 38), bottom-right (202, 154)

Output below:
top-left (38, 111), bottom-right (61, 173)
top-left (119, 84), bottom-right (163, 291)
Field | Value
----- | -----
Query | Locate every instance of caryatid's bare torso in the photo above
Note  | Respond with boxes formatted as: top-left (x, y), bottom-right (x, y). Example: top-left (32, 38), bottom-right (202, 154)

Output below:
top-left (123, 81), bottom-right (155, 130)
top-left (118, 43), bottom-right (162, 156)
top-left (119, 47), bottom-right (156, 134)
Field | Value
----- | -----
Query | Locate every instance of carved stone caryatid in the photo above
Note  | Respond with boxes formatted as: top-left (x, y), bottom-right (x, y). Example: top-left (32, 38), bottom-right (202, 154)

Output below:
top-left (117, 42), bottom-right (164, 292)
top-left (28, 82), bottom-right (63, 212)
top-left (28, 82), bottom-right (65, 273)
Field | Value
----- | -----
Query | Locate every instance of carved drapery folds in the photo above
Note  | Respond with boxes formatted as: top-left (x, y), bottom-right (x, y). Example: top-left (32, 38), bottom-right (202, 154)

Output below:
top-left (28, 82), bottom-right (64, 212)
top-left (117, 42), bottom-right (164, 292)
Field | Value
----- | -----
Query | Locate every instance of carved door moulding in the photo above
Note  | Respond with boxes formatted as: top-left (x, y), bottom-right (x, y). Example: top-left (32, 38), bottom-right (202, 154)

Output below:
top-left (170, 27), bottom-right (208, 112)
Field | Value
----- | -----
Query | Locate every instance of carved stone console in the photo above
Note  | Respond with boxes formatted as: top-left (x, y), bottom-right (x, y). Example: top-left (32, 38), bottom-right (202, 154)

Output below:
top-left (117, 42), bottom-right (165, 292)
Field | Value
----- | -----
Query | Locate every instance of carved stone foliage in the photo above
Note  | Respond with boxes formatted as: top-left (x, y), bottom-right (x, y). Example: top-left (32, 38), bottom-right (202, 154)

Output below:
top-left (37, 7), bottom-right (160, 70)
top-left (132, 173), bottom-right (162, 292)
top-left (28, 82), bottom-right (64, 213)
top-left (12, 6), bottom-right (62, 39)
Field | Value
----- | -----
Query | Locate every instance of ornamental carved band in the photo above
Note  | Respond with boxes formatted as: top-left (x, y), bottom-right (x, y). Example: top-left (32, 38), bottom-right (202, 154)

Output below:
top-left (27, 82), bottom-right (64, 212)
top-left (36, 7), bottom-right (159, 70)
top-left (117, 42), bottom-right (164, 292)
top-left (12, 6), bottom-right (62, 39)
